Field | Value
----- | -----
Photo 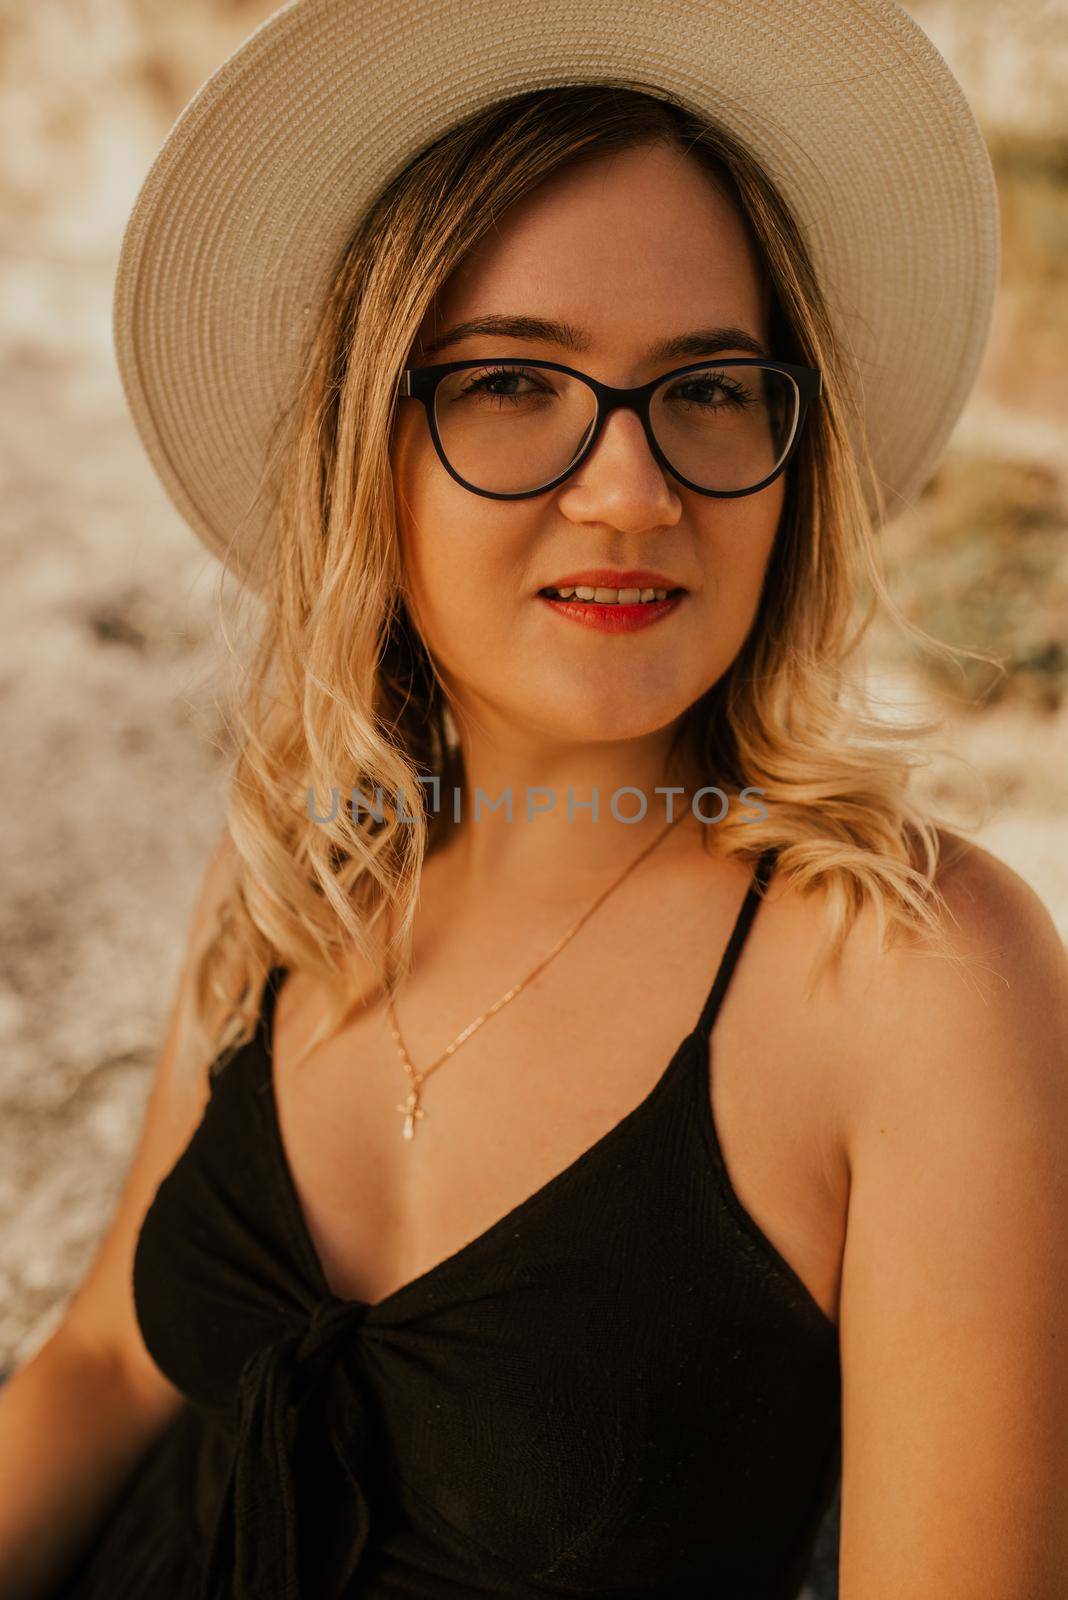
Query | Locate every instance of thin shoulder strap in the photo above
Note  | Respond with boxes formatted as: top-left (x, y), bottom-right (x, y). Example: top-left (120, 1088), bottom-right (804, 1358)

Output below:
top-left (693, 848), bottom-right (776, 1043)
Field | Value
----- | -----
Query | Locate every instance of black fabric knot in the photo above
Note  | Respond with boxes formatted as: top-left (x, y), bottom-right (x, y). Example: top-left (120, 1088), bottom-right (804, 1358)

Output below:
top-left (291, 1293), bottom-right (369, 1403)
top-left (197, 1295), bottom-right (373, 1600)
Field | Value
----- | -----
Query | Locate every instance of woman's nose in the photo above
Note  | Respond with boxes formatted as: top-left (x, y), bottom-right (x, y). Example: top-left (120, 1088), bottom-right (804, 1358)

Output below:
top-left (555, 405), bottom-right (682, 533)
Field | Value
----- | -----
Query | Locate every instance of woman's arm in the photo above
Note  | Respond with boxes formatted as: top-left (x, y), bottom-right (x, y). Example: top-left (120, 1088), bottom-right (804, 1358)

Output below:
top-left (837, 843), bottom-right (1068, 1599)
top-left (0, 1331), bottom-right (178, 1600)
top-left (0, 828), bottom-right (240, 1600)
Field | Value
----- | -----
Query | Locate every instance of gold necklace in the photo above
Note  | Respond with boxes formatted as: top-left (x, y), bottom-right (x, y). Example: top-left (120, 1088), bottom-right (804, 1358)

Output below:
top-left (384, 813), bottom-right (685, 1140)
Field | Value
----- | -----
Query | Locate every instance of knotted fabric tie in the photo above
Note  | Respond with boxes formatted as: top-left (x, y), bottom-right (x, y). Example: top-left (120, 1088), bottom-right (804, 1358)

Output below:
top-left (198, 1295), bottom-right (373, 1600)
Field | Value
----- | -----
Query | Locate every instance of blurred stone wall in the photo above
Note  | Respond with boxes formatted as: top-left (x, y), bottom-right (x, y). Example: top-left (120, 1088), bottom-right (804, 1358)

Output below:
top-left (0, 2), bottom-right (281, 1368)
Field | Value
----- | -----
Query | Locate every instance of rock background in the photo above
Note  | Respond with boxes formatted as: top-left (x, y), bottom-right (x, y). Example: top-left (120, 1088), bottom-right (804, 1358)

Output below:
top-left (1, 20), bottom-right (1065, 1590)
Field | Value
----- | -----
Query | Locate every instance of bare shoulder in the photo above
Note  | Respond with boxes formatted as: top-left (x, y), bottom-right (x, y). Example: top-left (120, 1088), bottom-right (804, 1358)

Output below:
top-left (830, 826), bottom-right (1068, 1209)
top-left (823, 832), bottom-right (1068, 1594)
top-left (746, 826), bottom-right (1068, 1212)
top-left (847, 827), bottom-right (1068, 1104)
top-left (925, 825), bottom-right (1064, 961)
top-left (762, 827), bottom-right (1068, 1091)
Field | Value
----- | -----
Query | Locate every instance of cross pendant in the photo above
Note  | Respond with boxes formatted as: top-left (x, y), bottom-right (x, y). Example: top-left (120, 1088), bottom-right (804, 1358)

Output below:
top-left (396, 1085), bottom-right (425, 1141)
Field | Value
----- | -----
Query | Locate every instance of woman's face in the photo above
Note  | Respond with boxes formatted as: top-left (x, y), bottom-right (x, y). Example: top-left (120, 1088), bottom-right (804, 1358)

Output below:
top-left (390, 139), bottom-right (785, 754)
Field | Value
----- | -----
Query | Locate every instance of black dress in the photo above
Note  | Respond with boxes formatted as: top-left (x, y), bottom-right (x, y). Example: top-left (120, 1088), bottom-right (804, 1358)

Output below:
top-left (57, 848), bottom-right (841, 1598)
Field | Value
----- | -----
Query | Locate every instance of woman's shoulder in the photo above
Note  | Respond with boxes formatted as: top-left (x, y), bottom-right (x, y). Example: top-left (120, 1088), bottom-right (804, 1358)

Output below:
top-left (879, 825), bottom-right (1064, 1019)
top-left (765, 824), bottom-right (1061, 992)
top-left (924, 825), bottom-right (1056, 939)
top-left (755, 827), bottom-right (1067, 1159)
top-left (827, 833), bottom-right (1068, 1592)
top-left (821, 827), bottom-right (1068, 1147)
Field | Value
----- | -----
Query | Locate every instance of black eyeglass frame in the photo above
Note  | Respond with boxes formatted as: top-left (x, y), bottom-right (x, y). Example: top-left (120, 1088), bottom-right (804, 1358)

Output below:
top-left (396, 356), bottom-right (822, 501)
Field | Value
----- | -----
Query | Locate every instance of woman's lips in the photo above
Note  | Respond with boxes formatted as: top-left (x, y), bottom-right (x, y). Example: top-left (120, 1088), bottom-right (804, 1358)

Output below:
top-left (536, 591), bottom-right (685, 633)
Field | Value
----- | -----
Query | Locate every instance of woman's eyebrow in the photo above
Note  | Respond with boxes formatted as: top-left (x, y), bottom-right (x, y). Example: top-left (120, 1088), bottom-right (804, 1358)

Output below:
top-left (417, 313), bottom-right (768, 361)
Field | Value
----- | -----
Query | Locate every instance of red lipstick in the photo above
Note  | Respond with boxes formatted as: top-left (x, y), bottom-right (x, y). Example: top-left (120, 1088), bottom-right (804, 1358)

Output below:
top-left (536, 568), bottom-right (686, 634)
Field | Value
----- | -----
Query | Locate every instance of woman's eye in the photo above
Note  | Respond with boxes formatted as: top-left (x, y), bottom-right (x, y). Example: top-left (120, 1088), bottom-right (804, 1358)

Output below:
top-left (667, 375), bottom-right (751, 409)
top-left (464, 368), bottom-right (543, 397)
top-left (675, 379), bottom-right (729, 403)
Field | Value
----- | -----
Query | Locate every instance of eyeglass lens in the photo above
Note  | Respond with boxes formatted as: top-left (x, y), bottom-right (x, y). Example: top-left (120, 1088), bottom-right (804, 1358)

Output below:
top-left (432, 362), bottom-right (799, 495)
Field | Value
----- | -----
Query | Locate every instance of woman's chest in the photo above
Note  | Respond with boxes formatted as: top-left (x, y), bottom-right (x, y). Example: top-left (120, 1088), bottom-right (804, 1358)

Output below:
top-left (134, 864), bottom-right (849, 1591)
top-left (139, 1041), bottom-right (843, 1593)
top-left (270, 872), bottom-right (851, 1327)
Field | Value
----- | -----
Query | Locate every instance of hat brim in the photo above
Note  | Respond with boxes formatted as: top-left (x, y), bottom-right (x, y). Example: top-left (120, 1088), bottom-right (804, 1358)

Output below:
top-left (113, 0), bottom-right (1000, 594)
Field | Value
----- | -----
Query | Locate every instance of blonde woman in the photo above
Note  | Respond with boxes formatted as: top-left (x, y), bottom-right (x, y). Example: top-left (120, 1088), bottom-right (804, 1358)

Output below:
top-left (2, 4), bottom-right (1066, 1599)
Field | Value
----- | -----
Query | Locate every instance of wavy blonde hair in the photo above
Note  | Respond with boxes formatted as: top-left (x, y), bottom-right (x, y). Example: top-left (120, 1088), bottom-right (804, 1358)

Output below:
top-left (190, 81), bottom-right (988, 1081)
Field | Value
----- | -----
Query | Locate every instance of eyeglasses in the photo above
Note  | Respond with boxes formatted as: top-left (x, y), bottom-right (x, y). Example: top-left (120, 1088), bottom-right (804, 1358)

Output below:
top-left (395, 356), bottom-right (821, 500)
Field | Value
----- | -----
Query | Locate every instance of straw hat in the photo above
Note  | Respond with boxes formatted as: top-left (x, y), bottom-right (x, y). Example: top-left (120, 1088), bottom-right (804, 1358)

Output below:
top-left (112, 0), bottom-right (1000, 596)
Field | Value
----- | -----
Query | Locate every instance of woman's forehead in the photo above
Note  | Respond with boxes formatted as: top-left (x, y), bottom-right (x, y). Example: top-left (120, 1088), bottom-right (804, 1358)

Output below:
top-left (420, 145), bottom-right (768, 357)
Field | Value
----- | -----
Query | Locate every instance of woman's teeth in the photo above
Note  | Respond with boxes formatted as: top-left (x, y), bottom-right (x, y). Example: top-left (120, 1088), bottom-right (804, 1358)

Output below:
top-left (542, 585), bottom-right (672, 604)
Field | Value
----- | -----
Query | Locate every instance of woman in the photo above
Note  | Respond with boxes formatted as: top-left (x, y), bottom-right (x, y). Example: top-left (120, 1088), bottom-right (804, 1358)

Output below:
top-left (1, 2), bottom-right (1065, 1598)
